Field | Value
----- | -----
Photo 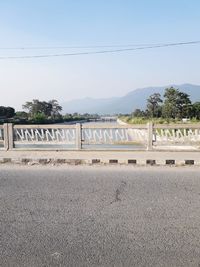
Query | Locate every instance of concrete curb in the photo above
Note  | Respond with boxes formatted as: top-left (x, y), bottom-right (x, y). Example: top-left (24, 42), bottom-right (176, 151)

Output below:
top-left (0, 157), bottom-right (199, 166)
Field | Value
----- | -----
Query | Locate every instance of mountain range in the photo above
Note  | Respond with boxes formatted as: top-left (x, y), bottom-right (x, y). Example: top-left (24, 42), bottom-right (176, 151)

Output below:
top-left (62, 84), bottom-right (200, 115)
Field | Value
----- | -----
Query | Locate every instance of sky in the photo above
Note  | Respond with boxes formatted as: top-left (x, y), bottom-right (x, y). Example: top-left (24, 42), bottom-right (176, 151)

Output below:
top-left (0, 0), bottom-right (200, 110)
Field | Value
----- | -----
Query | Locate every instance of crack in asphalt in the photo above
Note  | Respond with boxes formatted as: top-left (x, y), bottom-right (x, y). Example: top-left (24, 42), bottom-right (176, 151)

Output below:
top-left (111, 180), bottom-right (127, 204)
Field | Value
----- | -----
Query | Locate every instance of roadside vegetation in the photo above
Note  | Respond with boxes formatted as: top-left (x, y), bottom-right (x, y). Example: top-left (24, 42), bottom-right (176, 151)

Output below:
top-left (0, 99), bottom-right (99, 124)
top-left (1, 86), bottom-right (200, 125)
top-left (120, 87), bottom-right (200, 124)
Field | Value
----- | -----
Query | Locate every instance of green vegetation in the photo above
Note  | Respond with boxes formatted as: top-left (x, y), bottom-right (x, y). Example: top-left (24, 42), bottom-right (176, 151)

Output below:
top-left (22, 99), bottom-right (62, 120)
top-left (0, 106), bottom-right (15, 119)
top-left (31, 112), bottom-right (47, 124)
top-left (63, 113), bottom-right (99, 122)
top-left (0, 99), bottom-right (99, 124)
top-left (120, 87), bottom-right (200, 124)
top-left (120, 116), bottom-right (183, 124)
top-left (1, 86), bottom-right (200, 125)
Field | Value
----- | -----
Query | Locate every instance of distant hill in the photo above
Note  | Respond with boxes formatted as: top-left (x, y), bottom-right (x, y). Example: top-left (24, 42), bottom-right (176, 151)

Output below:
top-left (62, 84), bottom-right (200, 115)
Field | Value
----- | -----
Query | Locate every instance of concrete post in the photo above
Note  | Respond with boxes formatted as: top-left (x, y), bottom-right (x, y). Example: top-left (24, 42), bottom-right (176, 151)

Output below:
top-left (3, 123), bottom-right (9, 150)
top-left (76, 123), bottom-right (82, 150)
top-left (147, 122), bottom-right (153, 150)
top-left (8, 123), bottom-right (14, 150)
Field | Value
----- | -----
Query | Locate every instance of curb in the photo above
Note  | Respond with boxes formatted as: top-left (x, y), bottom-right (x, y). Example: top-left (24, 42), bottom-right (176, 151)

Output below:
top-left (0, 157), bottom-right (198, 166)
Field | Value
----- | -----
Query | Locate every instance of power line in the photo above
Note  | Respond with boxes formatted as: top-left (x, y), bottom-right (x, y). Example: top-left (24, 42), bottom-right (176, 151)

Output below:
top-left (0, 41), bottom-right (199, 59)
top-left (0, 42), bottom-right (175, 50)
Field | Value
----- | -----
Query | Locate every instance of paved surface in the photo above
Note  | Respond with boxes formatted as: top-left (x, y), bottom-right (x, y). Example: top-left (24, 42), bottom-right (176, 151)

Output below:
top-left (1, 166), bottom-right (200, 266)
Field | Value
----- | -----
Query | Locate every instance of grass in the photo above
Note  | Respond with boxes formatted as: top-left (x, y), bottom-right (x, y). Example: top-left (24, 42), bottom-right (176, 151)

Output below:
top-left (114, 141), bottom-right (144, 145)
top-left (119, 116), bottom-right (200, 125)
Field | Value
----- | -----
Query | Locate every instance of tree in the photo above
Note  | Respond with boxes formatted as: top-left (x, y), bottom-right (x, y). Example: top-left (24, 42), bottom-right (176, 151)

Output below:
top-left (0, 106), bottom-right (15, 118)
top-left (32, 112), bottom-right (46, 123)
top-left (132, 108), bottom-right (146, 117)
top-left (15, 111), bottom-right (28, 119)
top-left (22, 100), bottom-right (43, 117)
top-left (162, 87), bottom-right (179, 118)
top-left (192, 102), bottom-right (200, 119)
top-left (48, 100), bottom-right (62, 118)
top-left (162, 87), bottom-right (192, 119)
top-left (22, 99), bottom-right (62, 119)
top-left (176, 92), bottom-right (191, 118)
top-left (146, 93), bottom-right (162, 118)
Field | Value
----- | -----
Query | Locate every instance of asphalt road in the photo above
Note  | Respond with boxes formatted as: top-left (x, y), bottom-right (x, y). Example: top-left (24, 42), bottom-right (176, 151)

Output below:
top-left (1, 166), bottom-right (200, 267)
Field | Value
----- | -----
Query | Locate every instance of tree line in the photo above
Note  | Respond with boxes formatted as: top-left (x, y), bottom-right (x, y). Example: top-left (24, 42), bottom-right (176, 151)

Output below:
top-left (1, 88), bottom-right (200, 124)
top-left (0, 99), bottom-right (99, 124)
top-left (132, 87), bottom-right (200, 120)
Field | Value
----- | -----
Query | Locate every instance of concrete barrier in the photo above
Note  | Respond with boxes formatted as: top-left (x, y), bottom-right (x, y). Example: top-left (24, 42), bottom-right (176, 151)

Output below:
top-left (1, 150), bottom-right (200, 166)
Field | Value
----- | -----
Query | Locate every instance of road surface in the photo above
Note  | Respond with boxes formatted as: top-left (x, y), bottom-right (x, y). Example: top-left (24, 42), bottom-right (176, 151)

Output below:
top-left (1, 166), bottom-right (200, 266)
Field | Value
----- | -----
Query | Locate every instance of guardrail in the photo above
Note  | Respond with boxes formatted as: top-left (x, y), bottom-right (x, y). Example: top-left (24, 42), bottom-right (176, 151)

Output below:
top-left (1, 122), bottom-right (200, 151)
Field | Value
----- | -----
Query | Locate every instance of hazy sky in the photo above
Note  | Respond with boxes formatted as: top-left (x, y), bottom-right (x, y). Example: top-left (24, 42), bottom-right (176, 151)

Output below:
top-left (0, 0), bottom-right (200, 110)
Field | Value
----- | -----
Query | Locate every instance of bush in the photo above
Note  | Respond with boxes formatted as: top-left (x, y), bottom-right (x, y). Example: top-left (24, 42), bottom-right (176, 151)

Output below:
top-left (32, 113), bottom-right (47, 123)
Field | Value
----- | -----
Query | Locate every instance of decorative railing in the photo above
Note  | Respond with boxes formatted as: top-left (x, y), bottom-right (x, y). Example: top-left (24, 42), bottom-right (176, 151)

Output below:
top-left (11, 124), bottom-right (149, 150)
top-left (81, 124), bottom-right (147, 145)
top-left (154, 124), bottom-right (200, 147)
top-left (14, 125), bottom-right (76, 143)
top-left (13, 124), bottom-right (77, 149)
top-left (1, 122), bottom-right (200, 151)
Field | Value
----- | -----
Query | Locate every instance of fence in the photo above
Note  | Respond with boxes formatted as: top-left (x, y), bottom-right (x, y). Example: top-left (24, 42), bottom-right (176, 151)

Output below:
top-left (0, 122), bottom-right (200, 151)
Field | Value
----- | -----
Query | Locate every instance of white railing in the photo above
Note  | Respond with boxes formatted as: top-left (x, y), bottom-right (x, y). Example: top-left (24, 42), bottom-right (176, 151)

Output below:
top-left (14, 125), bottom-right (76, 143)
top-left (81, 124), bottom-right (147, 145)
top-left (11, 123), bottom-right (149, 150)
top-left (1, 122), bottom-right (200, 151)
top-left (154, 124), bottom-right (200, 147)
top-left (12, 124), bottom-right (78, 150)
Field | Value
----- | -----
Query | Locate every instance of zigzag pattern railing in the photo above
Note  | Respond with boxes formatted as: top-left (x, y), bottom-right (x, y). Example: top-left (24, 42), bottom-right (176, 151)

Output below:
top-left (82, 127), bottom-right (147, 144)
top-left (14, 128), bottom-right (76, 144)
top-left (1, 122), bottom-right (200, 150)
top-left (154, 124), bottom-right (200, 145)
top-left (11, 124), bottom-right (148, 149)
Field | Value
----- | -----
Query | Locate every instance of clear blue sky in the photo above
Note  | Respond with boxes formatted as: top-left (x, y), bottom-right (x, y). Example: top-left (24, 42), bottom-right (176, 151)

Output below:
top-left (0, 0), bottom-right (200, 110)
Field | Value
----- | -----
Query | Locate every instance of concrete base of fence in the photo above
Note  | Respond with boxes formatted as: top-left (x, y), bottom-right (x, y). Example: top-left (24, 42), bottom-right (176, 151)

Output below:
top-left (0, 150), bottom-right (200, 166)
